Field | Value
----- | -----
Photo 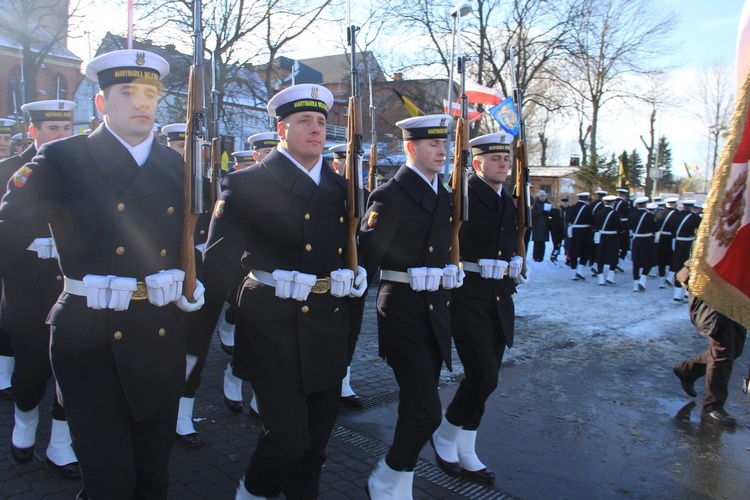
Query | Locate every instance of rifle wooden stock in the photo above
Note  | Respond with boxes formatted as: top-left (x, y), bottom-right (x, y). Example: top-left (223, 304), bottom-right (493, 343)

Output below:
top-left (345, 96), bottom-right (362, 272)
top-left (181, 64), bottom-right (203, 302)
top-left (514, 139), bottom-right (529, 277)
top-left (368, 143), bottom-right (377, 192)
top-left (450, 117), bottom-right (469, 266)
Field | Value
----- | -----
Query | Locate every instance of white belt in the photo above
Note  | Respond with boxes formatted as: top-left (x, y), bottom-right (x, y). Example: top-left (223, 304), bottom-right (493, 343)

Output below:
top-left (632, 233), bottom-right (653, 238)
top-left (620, 218), bottom-right (628, 222)
top-left (460, 261), bottom-right (510, 276)
top-left (64, 276), bottom-right (149, 300)
top-left (379, 270), bottom-right (410, 284)
top-left (248, 270), bottom-right (331, 294)
top-left (571, 224), bottom-right (589, 228)
top-left (675, 236), bottom-right (695, 242)
top-left (599, 231), bottom-right (618, 235)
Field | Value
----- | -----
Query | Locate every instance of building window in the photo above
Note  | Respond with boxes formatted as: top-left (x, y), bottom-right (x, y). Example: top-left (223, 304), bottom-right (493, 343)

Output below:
top-left (50, 74), bottom-right (69, 100)
top-left (8, 67), bottom-right (23, 118)
top-left (540, 184), bottom-right (552, 195)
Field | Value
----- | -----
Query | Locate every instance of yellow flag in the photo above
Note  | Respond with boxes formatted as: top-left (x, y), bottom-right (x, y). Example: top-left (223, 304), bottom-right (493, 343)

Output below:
top-left (392, 89), bottom-right (423, 117)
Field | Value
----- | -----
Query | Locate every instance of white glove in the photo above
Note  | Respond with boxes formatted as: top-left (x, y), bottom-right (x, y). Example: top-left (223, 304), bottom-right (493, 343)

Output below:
top-left (82, 274), bottom-right (111, 310)
top-left (544, 202), bottom-right (552, 212)
top-left (272, 269), bottom-right (296, 299)
top-left (425, 267), bottom-right (443, 292)
top-left (493, 260), bottom-right (509, 280)
top-left (195, 243), bottom-right (206, 255)
top-left (291, 272), bottom-right (317, 301)
top-left (108, 276), bottom-right (138, 311)
top-left (145, 271), bottom-right (175, 307)
top-left (175, 280), bottom-right (205, 312)
top-left (348, 266), bottom-right (368, 298)
top-left (478, 259), bottom-right (495, 279)
top-left (456, 266), bottom-right (465, 287)
top-left (514, 267), bottom-right (530, 285)
top-left (330, 268), bottom-right (355, 298)
top-left (32, 237), bottom-right (57, 259)
top-left (407, 267), bottom-right (427, 292)
top-left (508, 256), bottom-right (524, 279)
top-left (165, 269), bottom-right (185, 302)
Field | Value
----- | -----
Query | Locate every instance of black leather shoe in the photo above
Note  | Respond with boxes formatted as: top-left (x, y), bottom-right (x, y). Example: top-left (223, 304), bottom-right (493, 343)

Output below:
top-left (46, 458), bottom-right (82, 479)
top-left (461, 467), bottom-right (495, 484)
top-left (223, 395), bottom-right (243, 415)
top-left (341, 394), bottom-right (363, 408)
top-left (0, 386), bottom-right (14, 401)
top-left (673, 365), bottom-right (697, 398)
top-left (11, 444), bottom-right (34, 464)
top-left (703, 408), bottom-right (737, 426)
top-left (175, 432), bottom-right (202, 449)
top-left (429, 438), bottom-right (461, 477)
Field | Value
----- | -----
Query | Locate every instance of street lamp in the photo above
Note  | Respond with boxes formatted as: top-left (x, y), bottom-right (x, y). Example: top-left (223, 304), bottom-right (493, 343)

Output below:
top-left (443, 2), bottom-right (473, 182)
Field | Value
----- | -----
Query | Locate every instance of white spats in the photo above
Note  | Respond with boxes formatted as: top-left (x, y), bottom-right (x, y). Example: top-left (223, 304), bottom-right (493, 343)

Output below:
top-left (341, 365), bottom-right (357, 398)
top-left (432, 416), bottom-right (460, 463)
top-left (176, 397), bottom-right (196, 436)
top-left (224, 362), bottom-right (243, 401)
top-left (46, 419), bottom-right (78, 466)
top-left (367, 458), bottom-right (414, 500)
top-left (12, 405), bottom-right (39, 448)
top-left (456, 429), bottom-right (486, 472)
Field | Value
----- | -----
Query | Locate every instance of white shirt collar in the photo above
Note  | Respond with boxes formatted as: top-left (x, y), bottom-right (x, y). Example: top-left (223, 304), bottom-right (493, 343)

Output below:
top-left (406, 162), bottom-right (438, 193)
top-left (278, 144), bottom-right (323, 185)
top-left (106, 124), bottom-right (154, 167)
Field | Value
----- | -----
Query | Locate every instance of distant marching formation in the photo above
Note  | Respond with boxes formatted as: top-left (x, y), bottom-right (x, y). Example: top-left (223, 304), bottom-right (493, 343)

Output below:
top-left (534, 189), bottom-right (703, 299)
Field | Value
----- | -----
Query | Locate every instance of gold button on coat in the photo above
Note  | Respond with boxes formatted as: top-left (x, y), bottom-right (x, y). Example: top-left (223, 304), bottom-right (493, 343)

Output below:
top-left (56, 275), bottom-right (62, 281)
top-left (301, 305), bottom-right (309, 313)
top-left (305, 244), bottom-right (312, 251)
top-left (338, 247), bottom-right (343, 254)
top-left (428, 246), bottom-right (434, 253)
top-left (117, 203), bottom-right (125, 212)
top-left (340, 217), bottom-right (344, 223)
top-left (114, 331), bottom-right (122, 340)
top-left (116, 246), bottom-right (125, 255)
top-left (304, 213), bottom-right (311, 220)
top-left (158, 328), bottom-right (166, 337)
top-left (429, 304), bottom-right (434, 311)
top-left (497, 251), bottom-right (502, 257)
top-left (160, 249), bottom-right (167, 257)
top-left (167, 207), bottom-right (175, 214)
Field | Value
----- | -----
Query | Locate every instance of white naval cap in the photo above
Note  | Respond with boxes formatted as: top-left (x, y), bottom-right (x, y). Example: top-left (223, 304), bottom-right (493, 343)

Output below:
top-left (616, 188), bottom-right (629, 194)
top-left (469, 132), bottom-right (513, 156)
top-left (634, 196), bottom-right (649, 205)
top-left (595, 190), bottom-right (608, 196)
top-left (656, 200), bottom-right (666, 206)
top-left (267, 84), bottom-right (334, 120)
top-left (327, 143), bottom-right (347, 159)
top-left (665, 197), bottom-right (679, 204)
top-left (85, 49), bottom-right (170, 89)
top-left (396, 114), bottom-right (452, 140)
top-left (653, 196), bottom-right (664, 202)
top-left (602, 195), bottom-right (617, 202)
top-left (646, 202), bottom-right (658, 210)
top-left (247, 131), bottom-right (279, 150)
top-left (0, 118), bottom-right (16, 134)
top-left (161, 123), bottom-right (186, 141)
top-left (681, 200), bottom-right (696, 206)
top-left (11, 133), bottom-right (22, 141)
top-left (21, 100), bottom-right (76, 123)
top-left (576, 191), bottom-right (590, 200)
top-left (232, 150), bottom-right (254, 160)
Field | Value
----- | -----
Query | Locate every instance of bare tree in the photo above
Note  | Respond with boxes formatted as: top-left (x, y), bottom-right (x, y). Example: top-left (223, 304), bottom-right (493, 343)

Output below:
top-left (2, 0), bottom-right (87, 103)
top-left (692, 62), bottom-right (734, 191)
top-left (560, 0), bottom-right (676, 174)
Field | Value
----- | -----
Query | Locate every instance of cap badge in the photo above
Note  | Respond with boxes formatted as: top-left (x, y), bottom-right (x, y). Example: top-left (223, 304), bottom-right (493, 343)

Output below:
top-left (135, 52), bottom-right (146, 66)
top-left (440, 118), bottom-right (447, 126)
top-left (58, 101), bottom-right (64, 110)
top-left (311, 87), bottom-right (319, 99)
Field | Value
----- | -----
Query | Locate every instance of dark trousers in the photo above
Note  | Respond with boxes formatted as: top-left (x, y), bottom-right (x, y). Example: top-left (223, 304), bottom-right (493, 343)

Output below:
top-left (67, 402), bottom-right (179, 500)
top-left (446, 322), bottom-right (506, 430)
top-left (0, 327), bottom-right (13, 357)
top-left (385, 363), bottom-right (443, 471)
top-left (10, 326), bottom-right (55, 412)
top-left (532, 241), bottom-right (546, 262)
top-left (677, 298), bottom-right (747, 411)
top-left (346, 293), bottom-right (367, 364)
top-left (244, 385), bottom-right (340, 499)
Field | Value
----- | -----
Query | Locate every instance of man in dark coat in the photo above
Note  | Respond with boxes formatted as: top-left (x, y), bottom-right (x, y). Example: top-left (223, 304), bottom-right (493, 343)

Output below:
top-left (654, 196), bottom-right (679, 288)
top-left (360, 114), bottom-right (461, 497)
top-left (673, 261), bottom-right (746, 426)
top-left (0, 49), bottom-right (205, 499)
top-left (628, 196), bottom-right (658, 292)
top-left (593, 195), bottom-right (621, 285)
top-left (550, 196), bottom-right (568, 263)
top-left (531, 189), bottom-right (551, 262)
top-left (199, 84), bottom-right (366, 499)
top-left (614, 188), bottom-right (631, 261)
top-left (431, 132), bottom-right (522, 485)
top-left (668, 200), bottom-right (701, 301)
top-left (0, 99), bottom-right (80, 477)
top-left (0, 117), bottom-right (17, 399)
top-left (566, 192), bottom-right (594, 280)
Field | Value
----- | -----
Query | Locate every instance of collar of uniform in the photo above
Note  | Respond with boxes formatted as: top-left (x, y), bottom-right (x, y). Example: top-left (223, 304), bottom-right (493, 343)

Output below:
top-left (405, 162), bottom-right (438, 193)
top-left (277, 144), bottom-right (323, 185)
top-left (105, 123), bottom-right (154, 167)
top-left (469, 173), bottom-right (504, 213)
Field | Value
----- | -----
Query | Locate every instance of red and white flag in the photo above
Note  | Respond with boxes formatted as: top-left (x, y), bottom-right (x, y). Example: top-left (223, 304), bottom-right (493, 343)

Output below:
top-left (464, 80), bottom-right (504, 106)
top-left (690, 0), bottom-right (750, 328)
top-left (443, 100), bottom-right (482, 121)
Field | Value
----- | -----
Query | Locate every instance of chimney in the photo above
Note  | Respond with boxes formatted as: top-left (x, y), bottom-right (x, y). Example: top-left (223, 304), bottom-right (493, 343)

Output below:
top-left (394, 73), bottom-right (403, 81)
top-left (570, 155), bottom-right (580, 167)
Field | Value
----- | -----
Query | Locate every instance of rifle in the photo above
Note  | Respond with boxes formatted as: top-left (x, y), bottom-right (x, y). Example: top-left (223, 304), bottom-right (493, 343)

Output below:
top-left (344, 1), bottom-right (365, 272)
top-left (450, 54), bottom-right (470, 266)
top-left (12, 91), bottom-right (28, 149)
top-left (509, 47), bottom-right (531, 277)
top-left (181, 0), bottom-right (207, 302)
top-left (368, 74), bottom-right (377, 192)
top-left (90, 93), bottom-right (100, 131)
top-left (209, 52), bottom-right (222, 208)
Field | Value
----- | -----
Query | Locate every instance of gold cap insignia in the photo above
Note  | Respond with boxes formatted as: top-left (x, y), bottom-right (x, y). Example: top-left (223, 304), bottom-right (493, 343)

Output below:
top-left (135, 52), bottom-right (146, 66)
top-left (311, 86), bottom-right (319, 99)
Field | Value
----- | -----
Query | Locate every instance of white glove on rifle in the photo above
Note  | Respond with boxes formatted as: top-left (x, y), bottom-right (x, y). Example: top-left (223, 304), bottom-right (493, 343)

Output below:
top-left (348, 266), bottom-right (368, 298)
top-left (175, 280), bottom-right (205, 312)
